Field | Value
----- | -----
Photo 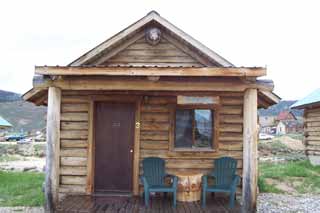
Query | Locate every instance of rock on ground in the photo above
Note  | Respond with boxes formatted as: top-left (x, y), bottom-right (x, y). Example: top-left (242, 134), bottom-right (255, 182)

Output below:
top-left (258, 193), bottom-right (320, 213)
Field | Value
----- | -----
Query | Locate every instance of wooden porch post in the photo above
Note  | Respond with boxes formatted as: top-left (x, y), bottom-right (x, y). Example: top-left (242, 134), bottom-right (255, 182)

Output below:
top-left (45, 87), bottom-right (61, 212)
top-left (242, 88), bottom-right (258, 213)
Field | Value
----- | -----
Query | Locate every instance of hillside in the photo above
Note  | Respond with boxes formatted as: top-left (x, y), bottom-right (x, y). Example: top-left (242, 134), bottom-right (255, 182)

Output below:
top-left (259, 100), bottom-right (303, 117)
top-left (0, 90), bottom-right (46, 132)
top-left (0, 90), bottom-right (21, 102)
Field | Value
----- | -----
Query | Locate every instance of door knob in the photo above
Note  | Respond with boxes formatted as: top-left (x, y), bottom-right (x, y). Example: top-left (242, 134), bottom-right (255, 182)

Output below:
top-left (130, 149), bottom-right (133, 153)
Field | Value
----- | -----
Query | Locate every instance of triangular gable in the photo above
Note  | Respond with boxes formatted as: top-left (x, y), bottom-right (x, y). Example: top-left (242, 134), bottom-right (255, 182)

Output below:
top-left (69, 11), bottom-right (233, 67)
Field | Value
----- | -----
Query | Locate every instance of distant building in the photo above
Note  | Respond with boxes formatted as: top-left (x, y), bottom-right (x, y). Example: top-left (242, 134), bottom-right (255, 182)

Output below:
top-left (0, 116), bottom-right (12, 129)
top-left (259, 111), bottom-right (303, 135)
top-left (291, 88), bottom-right (320, 165)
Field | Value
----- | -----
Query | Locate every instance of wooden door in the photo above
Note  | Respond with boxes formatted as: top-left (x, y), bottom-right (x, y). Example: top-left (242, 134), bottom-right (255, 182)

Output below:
top-left (94, 102), bottom-right (135, 193)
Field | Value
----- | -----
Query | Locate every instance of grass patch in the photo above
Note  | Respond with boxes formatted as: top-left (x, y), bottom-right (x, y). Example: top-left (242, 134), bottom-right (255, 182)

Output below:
top-left (287, 133), bottom-right (304, 141)
top-left (258, 177), bottom-right (283, 193)
top-left (0, 171), bottom-right (44, 206)
top-left (259, 160), bottom-right (320, 194)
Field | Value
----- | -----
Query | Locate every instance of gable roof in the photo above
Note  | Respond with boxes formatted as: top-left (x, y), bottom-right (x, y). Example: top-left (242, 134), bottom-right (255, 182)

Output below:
top-left (291, 88), bottom-right (320, 109)
top-left (0, 116), bottom-right (12, 128)
top-left (69, 11), bottom-right (233, 67)
top-left (277, 111), bottom-right (297, 121)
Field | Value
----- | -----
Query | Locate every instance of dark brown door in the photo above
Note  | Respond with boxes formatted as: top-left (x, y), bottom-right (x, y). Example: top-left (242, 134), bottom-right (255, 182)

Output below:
top-left (94, 102), bottom-right (135, 193)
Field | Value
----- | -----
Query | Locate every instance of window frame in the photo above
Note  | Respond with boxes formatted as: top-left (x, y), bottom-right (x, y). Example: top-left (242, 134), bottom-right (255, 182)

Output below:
top-left (170, 103), bottom-right (220, 152)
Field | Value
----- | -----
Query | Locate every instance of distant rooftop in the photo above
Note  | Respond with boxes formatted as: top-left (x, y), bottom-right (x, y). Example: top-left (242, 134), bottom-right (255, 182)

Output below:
top-left (0, 116), bottom-right (12, 128)
top-left (291, 88), bottom-right (320, 109)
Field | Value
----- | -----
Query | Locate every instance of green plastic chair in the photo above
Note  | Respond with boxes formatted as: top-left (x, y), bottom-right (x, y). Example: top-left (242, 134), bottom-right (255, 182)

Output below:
top-left (140, 157), bottom-right (178, 208)
top-left (201, 157), bottom-right (240, 208)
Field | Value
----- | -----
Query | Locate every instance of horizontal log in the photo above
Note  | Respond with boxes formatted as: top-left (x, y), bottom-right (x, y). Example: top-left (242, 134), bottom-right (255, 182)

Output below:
top-left (34, 78), bottom-right (271, 92)
top-left (60, 157), bottom-right (87, 166)
top-left (219, 142), bottom-right (243, 151)
top-left (220, 98), bottom-right (243, 105)
top-left (35, 66), bottom-right (266, 77)
top-left (306, 122), bottom-right (320, 127)
top-left (61, 176), bottom-right (87, 185)
top-left (140, 140), bottom-right (169, 150)
top-left (307, 112), bottom-right (320, 117)
top-left (141, 105), bottom-right (170, 113)
top-left (61, 103), bottom-right (89, 112)
top-left (60, 148), bottom-right (87, 157)
top-left (59, 185), bottom-right (87, 193)
top-left (61, 122), bottom-right (88, 130)
top-left (305, 126), bottom-right (320, 132)
top-left (305, 117), bottom-right (320, 122)
top-left (307, 132), bottom-right (320, 136)
top-left (61, 113), bottom-right (88, 122)
top-left (117, 49), bottom-right (189, 57)
top-left (59, 185), bottom-right (86, 194)
top-left (61, 139), bottom-right (88, 148)
top-left (220, 106), bottom-right (242, 115)
top-left (60, 166), bottom-right (87, 176)
top-left (140, 131), bottom-right (169, 141)
top-left (61, 96), bottom-right (89, 104)
top-left (143, 96), bottom-right (176, 105)
top-left (219, 133), bottom-right (243, 142)
top-left (141, 112), bottom-right (170, 122)
top-left (60, 130), bottom-right (88, 139)
top-left (165, 159), bottom-right (243, 169)
top-left (141, 122), bottom-right (170, 131)
top-left (220, 124), bottom-right (243, 133)
top-left (220, 115), bottom-right (243, 124)
top-left (140, 149), bottom-right (243, 159)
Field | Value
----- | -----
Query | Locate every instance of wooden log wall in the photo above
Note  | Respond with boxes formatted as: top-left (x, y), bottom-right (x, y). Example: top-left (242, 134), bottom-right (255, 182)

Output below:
top-left (56, 91), bottom-right (245, 199)
top-left (304, 108), bottom-right (320, 156)
top-left (58, 94), bottom-right (89, 199)
top-left (139, 92), bottom-right (244, 192)
top-left (102, 37), bottom-right (205, 67)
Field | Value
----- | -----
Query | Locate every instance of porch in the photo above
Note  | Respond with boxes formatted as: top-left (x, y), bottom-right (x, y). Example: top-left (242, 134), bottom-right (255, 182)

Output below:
top-left (56, 194), bottom-right (241, 213)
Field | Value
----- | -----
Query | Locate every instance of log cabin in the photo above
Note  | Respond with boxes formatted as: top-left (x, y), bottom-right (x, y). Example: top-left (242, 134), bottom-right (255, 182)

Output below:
top-left (23, 11), bottom-right (280, 212)
top-left (291, 88), bottom-right (320, 165)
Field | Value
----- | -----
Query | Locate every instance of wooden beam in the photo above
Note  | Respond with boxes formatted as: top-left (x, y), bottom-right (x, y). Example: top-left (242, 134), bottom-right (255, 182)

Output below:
top-left (33, 77), bottom-right (272, 92)
top-left (86, 101), bottom-right (94, 194)
top-left (133, 99), bottom-right (142, 195)
top-left (35, 66), bottom-right (266, 77)
top-left (242, 88), bottom-right (258, 213)
top-left (45, 87), bottom-right (61, 212)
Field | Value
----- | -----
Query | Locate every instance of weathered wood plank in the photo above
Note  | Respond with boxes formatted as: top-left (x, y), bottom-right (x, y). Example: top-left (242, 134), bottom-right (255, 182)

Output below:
top-left (61, 176), bottom-right (87, 185)
top-left (61, 113), bottom-right (88, 122)
top-left (60, 166), bottom-right (87, 176)
top-left (60, 130), bottom-right (88, 139)
top-left (61, 139), bottom-right (88, 148)
top-left (60, 148), bottom-right (87, 157)
top-left (60, 157), bottom-right (87, 166)
top-left (61, 122), bottom-right (88, 130)
top-left (242, 88), bottom-right (258, 212)
top-left (45, 87), bottom-right (61, 211)
top-left (61, 103), bottom-right (89, 112)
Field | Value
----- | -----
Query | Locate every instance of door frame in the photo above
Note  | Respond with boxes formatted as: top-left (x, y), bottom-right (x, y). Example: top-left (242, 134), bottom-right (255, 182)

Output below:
top-left (86, 95), bottom-right (142, 195)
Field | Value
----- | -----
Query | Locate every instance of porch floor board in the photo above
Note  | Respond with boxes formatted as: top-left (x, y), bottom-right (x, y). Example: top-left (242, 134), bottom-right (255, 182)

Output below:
top-left (56, 194), bottom-right (241, 213)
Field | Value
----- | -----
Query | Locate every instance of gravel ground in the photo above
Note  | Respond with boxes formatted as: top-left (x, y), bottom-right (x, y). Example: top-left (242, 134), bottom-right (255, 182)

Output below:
top-left (0, 194), bottom-right (319, 212)
top-left (0, 207), bottom-right (44, 213)
top-left (258, 193), bottom-right (320, 213)
top-left (0, 157), bottom-right (45, 172)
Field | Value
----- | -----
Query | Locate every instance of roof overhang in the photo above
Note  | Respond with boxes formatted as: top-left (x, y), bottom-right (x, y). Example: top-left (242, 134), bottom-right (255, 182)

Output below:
top-left (35, 66), bottom-right (266, 77)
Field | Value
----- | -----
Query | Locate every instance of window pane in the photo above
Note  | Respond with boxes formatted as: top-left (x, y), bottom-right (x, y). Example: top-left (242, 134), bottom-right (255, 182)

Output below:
top-left (194, 110), bottom-right (212, 148)
top-left (175, 109), bottom-right (193, 148)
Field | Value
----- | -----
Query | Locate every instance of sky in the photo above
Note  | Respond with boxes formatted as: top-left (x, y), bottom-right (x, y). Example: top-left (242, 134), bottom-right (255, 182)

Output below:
top-left (0, 0), bottom-right (319, 100)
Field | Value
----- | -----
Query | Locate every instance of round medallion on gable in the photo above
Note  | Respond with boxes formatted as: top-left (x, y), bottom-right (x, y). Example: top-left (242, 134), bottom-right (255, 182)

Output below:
top-left (145, 27), bottom-right (161, 45)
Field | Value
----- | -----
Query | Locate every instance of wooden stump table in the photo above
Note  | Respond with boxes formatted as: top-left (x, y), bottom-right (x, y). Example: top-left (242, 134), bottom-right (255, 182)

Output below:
top-left (176, 171), bottom-right (202, 202)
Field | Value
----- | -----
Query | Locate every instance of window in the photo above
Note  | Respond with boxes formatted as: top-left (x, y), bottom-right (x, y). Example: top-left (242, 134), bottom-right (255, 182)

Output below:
top-left (174, 108), bottom-right (215, 150)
